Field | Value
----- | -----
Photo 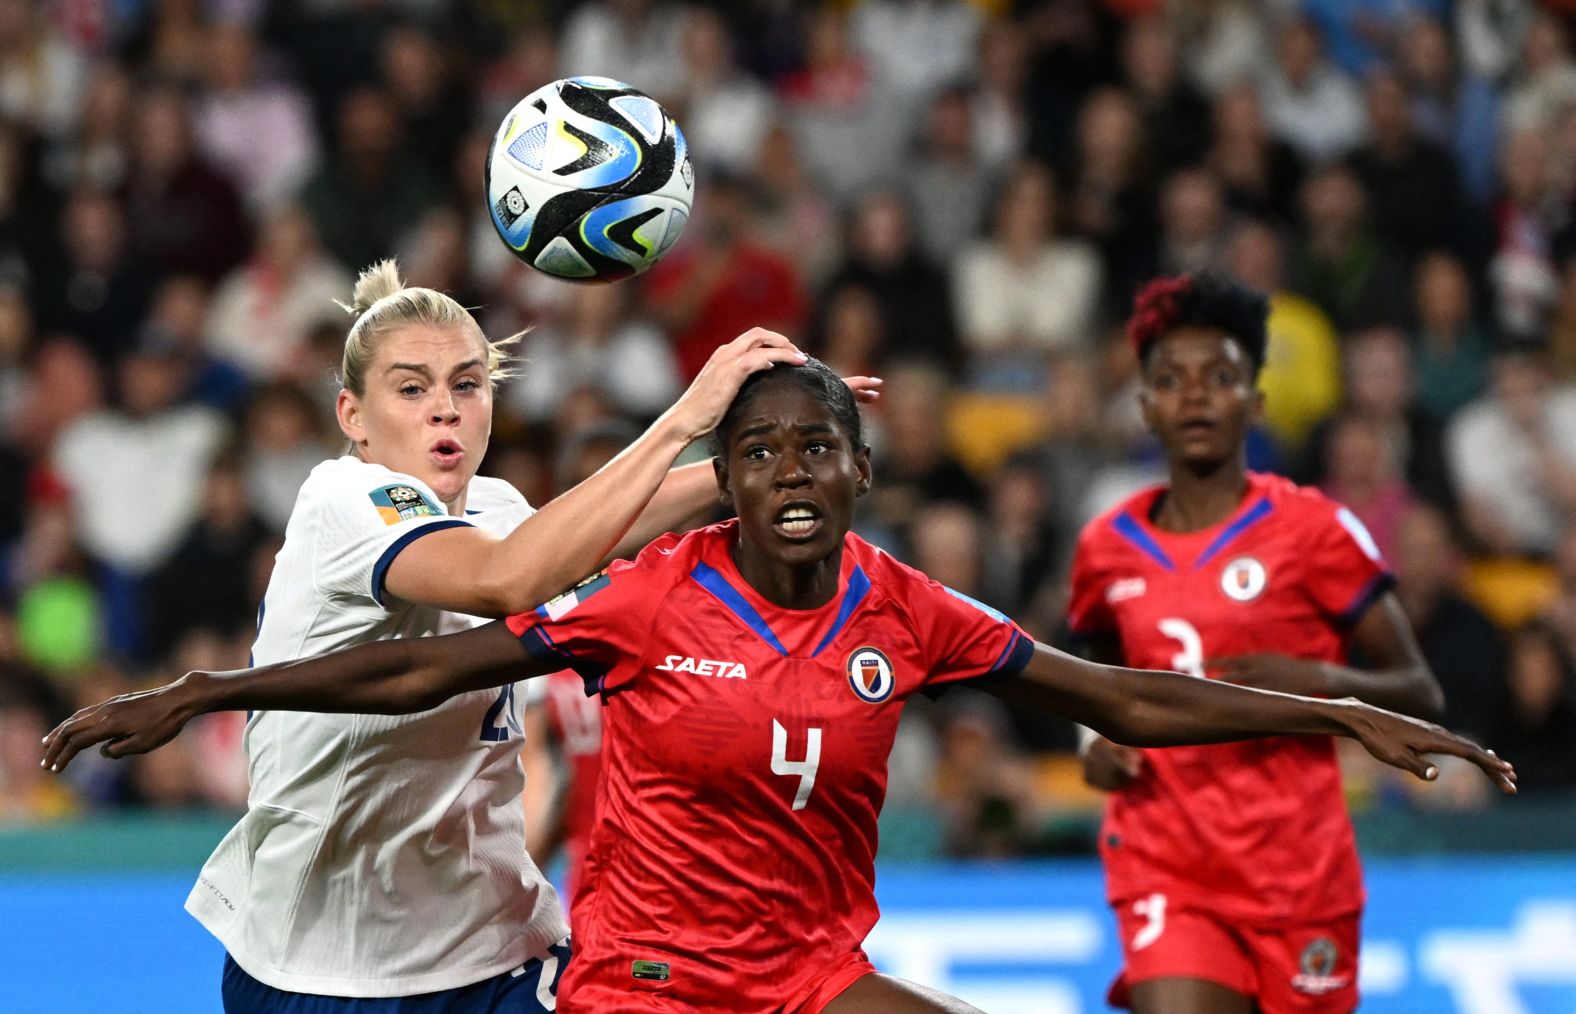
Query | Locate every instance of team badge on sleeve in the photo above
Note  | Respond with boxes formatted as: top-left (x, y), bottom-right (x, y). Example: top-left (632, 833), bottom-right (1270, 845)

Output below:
top-left (846, 647), bottom-right (895, 703)
top-left (538, 569), bottom-right (611, 621)
top-left (369, 485), bottom-right (443, 525)
top-left (1220, 556), bottom-right (1267, 602)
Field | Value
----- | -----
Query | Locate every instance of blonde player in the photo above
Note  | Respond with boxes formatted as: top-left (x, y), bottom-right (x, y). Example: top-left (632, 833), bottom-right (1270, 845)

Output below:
top-left (179, 260), bottom-right (832, 1013)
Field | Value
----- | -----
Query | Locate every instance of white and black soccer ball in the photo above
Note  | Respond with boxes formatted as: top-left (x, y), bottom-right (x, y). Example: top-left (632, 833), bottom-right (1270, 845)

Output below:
top-left (485, 76), bottom-right (694, 282)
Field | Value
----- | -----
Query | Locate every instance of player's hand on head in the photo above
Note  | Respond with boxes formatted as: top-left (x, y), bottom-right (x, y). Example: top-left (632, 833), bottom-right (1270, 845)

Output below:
top-left (668, 328), bottom-right (808, 441)
top-left (1080, 735), bottom-right (1144, 791)
top-left (1207, 653), bottom-right (1330, 696)
top-left (1344, 701), bottom-right (1517, 795)
top-left (40, 678), bottom-right (204, 773)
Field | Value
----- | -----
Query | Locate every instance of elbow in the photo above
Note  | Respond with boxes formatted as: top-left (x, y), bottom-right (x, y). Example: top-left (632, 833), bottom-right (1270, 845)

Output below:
top-left (390, 672), bottom-right (452, 715)
top-left (1415, 675), bottom-right (1447, 725)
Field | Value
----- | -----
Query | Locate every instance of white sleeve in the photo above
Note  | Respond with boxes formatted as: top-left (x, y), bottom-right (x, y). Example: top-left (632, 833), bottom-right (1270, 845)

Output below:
top-left (306, 463), bottom-right (475, 609)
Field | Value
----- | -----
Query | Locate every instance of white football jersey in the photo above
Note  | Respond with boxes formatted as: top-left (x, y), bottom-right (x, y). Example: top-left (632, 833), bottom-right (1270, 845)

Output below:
top-left (186, 455), bottom-right (569, 997)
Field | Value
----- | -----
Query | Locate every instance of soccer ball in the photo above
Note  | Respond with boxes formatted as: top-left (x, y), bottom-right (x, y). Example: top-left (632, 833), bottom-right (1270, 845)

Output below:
top-left (485, 76), bottom-right (694, 282)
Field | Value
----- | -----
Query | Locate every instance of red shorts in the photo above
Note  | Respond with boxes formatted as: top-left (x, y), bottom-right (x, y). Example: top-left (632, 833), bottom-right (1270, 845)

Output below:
top-left (1108, 894), bottom-right (1360, 1013)
top-left (793, 949), bottom-right (879, 1013)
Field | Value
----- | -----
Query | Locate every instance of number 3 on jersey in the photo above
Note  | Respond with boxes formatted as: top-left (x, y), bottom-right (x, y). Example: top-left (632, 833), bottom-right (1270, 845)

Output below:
top-left (1158, 618), bottom-right (1205, 679)
top-left (771, 719), bottom-right (821, 810)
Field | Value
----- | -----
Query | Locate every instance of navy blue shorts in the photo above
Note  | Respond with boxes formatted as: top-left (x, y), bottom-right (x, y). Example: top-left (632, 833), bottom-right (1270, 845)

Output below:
top-left (221, 938), bottom-right (572, 1013)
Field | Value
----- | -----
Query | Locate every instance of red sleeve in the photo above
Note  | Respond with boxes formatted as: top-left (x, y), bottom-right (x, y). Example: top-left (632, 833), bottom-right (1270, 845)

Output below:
top-left (1304, 505), bottom-right (1396, 626)
top-left (906, 578), bottom-right (1035, 690)
top-left (1066, 526), bottom-right (1117, 640)
top-left (504, 537), bottom-right (680, 694)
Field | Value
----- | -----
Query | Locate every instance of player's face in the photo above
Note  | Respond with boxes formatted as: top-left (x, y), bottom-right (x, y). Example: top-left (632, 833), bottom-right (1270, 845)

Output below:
top-left (717, 382), bottom-right (872, 570)
top-left (1139, 326), bottom-right (1263, 468)
top-left (336, 323), bottom-right (493, 510)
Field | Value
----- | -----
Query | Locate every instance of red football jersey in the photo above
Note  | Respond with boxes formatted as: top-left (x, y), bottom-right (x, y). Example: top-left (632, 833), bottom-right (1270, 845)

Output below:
top-left (1068, 473), bottom-right (1393, 926)
top-left (542, 669), bottom-right (603, 913)
top-left (506, 522), bottom-right (1033, 1012)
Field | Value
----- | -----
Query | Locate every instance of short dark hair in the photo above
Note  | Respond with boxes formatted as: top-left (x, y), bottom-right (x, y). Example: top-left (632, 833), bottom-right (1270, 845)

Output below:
top-left (1127, 272), bottom-right (1269, 376)
top-left (711, 358), bottom-right (864, 457)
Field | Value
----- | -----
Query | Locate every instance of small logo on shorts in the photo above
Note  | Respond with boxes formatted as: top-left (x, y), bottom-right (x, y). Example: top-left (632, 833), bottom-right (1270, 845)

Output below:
top-left (1220, 556), bottom-right (1267, 602)
top-left (1291, 936), bottom-right (1350, 995)
top-left (847, 646), bottom-right (895, 703)
top-left (631, 959), bottom-right (670, 981)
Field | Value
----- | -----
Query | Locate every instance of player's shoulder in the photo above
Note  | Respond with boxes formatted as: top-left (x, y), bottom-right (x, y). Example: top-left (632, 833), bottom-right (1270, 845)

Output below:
top-left (1075, 483), bottom-right (1165, 554)
top-left (463, 475), bottom-right (532, 515)
top-left (296, 456), bottom-right (444, 521)
top-left (614, 522), bottom-right (721, 585)
top-left (844, 532), bottom-right (1006, 623)
top-left (1251, 472), bottom-right (1346, 526)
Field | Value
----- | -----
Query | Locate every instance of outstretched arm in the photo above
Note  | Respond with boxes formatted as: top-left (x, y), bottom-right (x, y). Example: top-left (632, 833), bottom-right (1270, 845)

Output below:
top-left (987, 641), bottom-right (1516, 792)
top-left (43, 621), bottom-right (536, 772)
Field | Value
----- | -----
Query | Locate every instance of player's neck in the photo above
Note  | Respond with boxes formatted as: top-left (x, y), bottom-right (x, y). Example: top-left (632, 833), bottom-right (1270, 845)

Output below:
top-left (733, 540), bottom-right (843, 610)
top-left (1154, 457), bottom-right (1250, 533)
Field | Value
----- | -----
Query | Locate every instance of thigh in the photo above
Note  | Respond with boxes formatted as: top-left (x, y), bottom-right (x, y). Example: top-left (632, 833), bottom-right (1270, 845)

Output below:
top-left (1245, 917), bottom-right (1360, 1014)
top-left (1107, 896), bottom-right (1257, 1009)
top-left (1129, 977), bottom-right (1255, 1014)
top-left (820, 973), bottom-right (984, 1014)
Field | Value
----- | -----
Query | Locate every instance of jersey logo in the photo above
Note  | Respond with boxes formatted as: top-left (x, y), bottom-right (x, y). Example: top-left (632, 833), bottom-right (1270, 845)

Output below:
top-left (655, 655), bottom-right (747, 679)
top-left (369, 484), bottom-right (443, 525)
top-left (537, 570), bottom-right (610, 621)
top-left (1106, 577), bottom-right (1147, 604)
top-left (846, 646), bottom-right (895, 703)
top-left (1292, 936), bottom-right (1350, 995)
top-left (1220, 556), bottom-right (1267, 602)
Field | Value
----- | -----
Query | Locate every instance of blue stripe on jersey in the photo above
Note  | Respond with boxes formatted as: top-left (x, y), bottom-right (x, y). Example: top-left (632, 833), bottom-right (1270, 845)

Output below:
top-left (943, 585), bottom-right (1010, 623)
top-left (690, 562), bottom-right (790, 656)
top-left (1112, 512), bottom-right (1176, 571)
top-left (1193, 496), bottom-right (1274, 567)
top-left (991, 630), bottom-right (1036, 681)
top-left (810, 566), bottom-right (871, 658)
top-left (1338, 571), bottom-right (1397, 627)
top-left (369, 519), bottom-right (473, 606)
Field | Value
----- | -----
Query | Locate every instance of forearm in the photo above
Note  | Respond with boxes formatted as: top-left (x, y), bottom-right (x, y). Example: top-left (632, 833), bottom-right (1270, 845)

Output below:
top-left (604, 460), bottom-right (715, 563)
top-left (1319, 662), bottom-right (1444, 722)
top-left (483, 417), bottom-right (694, 612)
top-left (183, 623), bottom-right (541, 719)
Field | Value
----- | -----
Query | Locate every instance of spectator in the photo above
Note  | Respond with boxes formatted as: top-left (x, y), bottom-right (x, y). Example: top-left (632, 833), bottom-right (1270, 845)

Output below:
top-left (1349, 67), bottom-right (1467, 264)
top-left (1489, 130), bottom-right (1562, 340)
top-left (206, 205), bottom-right (351, 383)
top-left (971, 19), bottom-right (1029, 171)
top-left (558, 0), bottom-right (687, 102)
top-left (1412, 249), bottom-right (1492, 422)
top-left (30, 190), bottom-right (155, 368)
top-left (822, 189), bottom-right (958, 372)
top-left (140, 275), bottom-right (248, 415)
top-left (41, 61), bottom-right (131, 193)
top-left (0, 0), bottom-right (87, 139)
top-left (1302, 0), bottom-right (1442, 77)
top-left (908, 84), bottom-right (998, 269)
top-left (240, 381), bottom-right (332, 535)
top-left (122, 84), bottom-right (251, 285)
top-left (1153, 167), bottom-right (1229, 278)
top-left (954, 161), bottom-right (1102, 387)
top-left (1495, 620), bottom-right (1576, 793)
top-left (1204, 81), bottom-right (1305, 225)
top-left (671, 6), bottom-right (775, 175)
top-left (0, 672), bottom-right (76, 823)
top-left (813, 283), bottom-right (885, 380)
top-left (299, 85), bottom-right (440, 272)
top-left (1400, 14), bottom-right (1500, 207)
top-left (142, 454), bottom-right (271, 661)
top-left (1171, 0), bottom-right (1268, 97)
top-left (751, 123), bottom-right (840, 287)
top-left (1226, 218), bottom-right (1341, 453)
top-left (1540, 523), bottom-right (1576, 663)
top-left (1063, 87), bottom-right (1154, 308)
top-left (1393, 503), bottom-right (1508, 743)
top-left (1121, 15), bottom-right (1211, 176)
top-left (863, 363), bottom-right (984, 540)
top-left (643, 171), bottom-right (806, 381)
top-left (51, 339), bottom-right (229, 578)
top-left (1446, 341), bottom-right (1576, 556)
top-left (851, 0), bottom-right (982, 116)
top-left (504, 282), bottom-right (680, 424)
top-left (1502, 11), bottom-right (1576, 136)
top-left (1301, 326), bottom-right (1455, 513)
top-left (194, 21), bottom-right (319, 214)
top-left (1259, 18), bottom-right (1368, 164)
top-left (1319, 412), bottom-right (1417, 565)
top-left (932, 690), bottom-right (1042, 858)
top-left (979, 454), bottom-right (1061, 625)
top-left (381, 22), bottom-right (471, 183)
top-left (1287, 162), bottom-right (1408, 330)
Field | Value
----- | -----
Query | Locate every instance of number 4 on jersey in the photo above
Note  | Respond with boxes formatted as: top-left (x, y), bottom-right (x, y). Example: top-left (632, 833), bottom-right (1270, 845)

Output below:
top-left (480, 684), bottom-right (523, 741)
top-left (771, 719), bottom-right (822, 811)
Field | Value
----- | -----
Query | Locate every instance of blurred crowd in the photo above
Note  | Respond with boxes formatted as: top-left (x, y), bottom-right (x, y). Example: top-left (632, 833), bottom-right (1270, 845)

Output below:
top-left (1, 0), bottom-right (1576, 856)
